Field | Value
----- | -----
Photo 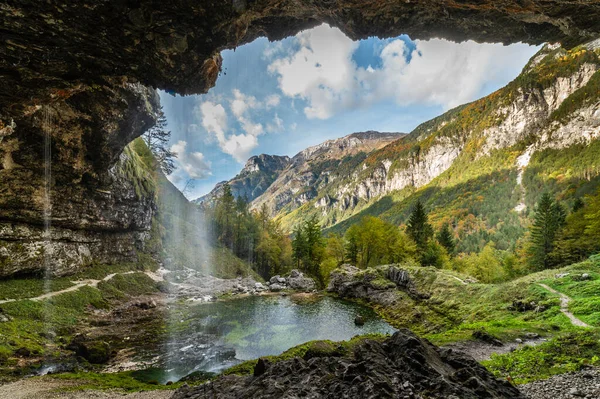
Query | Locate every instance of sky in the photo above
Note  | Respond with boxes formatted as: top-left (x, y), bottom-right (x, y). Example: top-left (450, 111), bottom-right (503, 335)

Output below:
top-left (159, 24), bottom-right (540, 199)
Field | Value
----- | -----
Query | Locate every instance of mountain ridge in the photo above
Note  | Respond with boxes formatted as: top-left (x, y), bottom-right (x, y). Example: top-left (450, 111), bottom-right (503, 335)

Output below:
top-left (199, 42), bottom-right (600, 253)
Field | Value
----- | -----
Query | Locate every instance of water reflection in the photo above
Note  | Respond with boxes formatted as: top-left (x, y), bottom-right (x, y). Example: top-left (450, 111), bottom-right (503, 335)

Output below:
top-left (152, 295), bottom-right (395, 382)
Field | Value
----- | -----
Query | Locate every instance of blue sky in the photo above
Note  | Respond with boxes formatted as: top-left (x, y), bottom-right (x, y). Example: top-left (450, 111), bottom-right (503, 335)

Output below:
top-left (159, 24), bottom-right (540, 199)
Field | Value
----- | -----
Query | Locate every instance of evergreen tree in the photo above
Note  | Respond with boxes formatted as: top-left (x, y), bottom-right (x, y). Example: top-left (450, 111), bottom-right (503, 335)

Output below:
top-left (143, 106), bottom-right (177, 175)
top-left (345, 230), bottom-right (359, 265)
top-left (406, 200), bottom-right (433, 250)
top-left (214, 183), bottom-right (236, 250)
top-left (527, 193), bottom-right (566, 270)
top-left (436, 223), bottom-right (456, 256)
top-left (292, 225), bottom-right (307, 269)
top-left (572, 197), bottom-right (585, 213)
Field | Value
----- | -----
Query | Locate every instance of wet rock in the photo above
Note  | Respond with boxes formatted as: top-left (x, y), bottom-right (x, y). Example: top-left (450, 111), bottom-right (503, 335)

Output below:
top-left (354, 315), bottom-right (365, 326)
top-left (172, 329), bottom-right (525, 398)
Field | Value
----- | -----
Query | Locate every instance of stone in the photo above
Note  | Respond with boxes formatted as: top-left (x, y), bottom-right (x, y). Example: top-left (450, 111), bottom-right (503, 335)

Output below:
top-left (472, 330), bottom-right (504, 347)
top-left (354, 315), bottom-right (365, 326)
top-left (269, 275), bottom-right (281, 284)
top-left (525, 332), bottom-right (540, 339)
top-left (287, 270), bottom-right (317, 291)
top-left (269, 283), bottom-right (284, 292)
top-left (172, 329), bottom-right (526, 398)
top-left (253, 358), bottom-right (271, 377)
top-left (67, 337), bottom-right (112, 364)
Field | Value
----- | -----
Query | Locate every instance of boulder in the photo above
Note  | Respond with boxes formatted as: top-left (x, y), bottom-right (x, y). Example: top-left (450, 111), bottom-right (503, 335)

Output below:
top-left (354, 315), bottom-right (365, 326)
top-left (287, 270), bottom-right (316, 291)
top-left (67, 336), bottom-right (112, 364)
top-left (172, 329), bottom-right (526, 398)
top-left (269, 275), bottom-right (281, 284)
top-left (269, 283), bottom-right (284, 292)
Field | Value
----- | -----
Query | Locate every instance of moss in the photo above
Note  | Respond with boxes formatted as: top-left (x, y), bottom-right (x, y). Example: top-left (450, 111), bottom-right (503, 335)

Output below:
top-left (51, 371), bottom-right (186, 392)
top-left (97, 273), bottom-right (158, 300)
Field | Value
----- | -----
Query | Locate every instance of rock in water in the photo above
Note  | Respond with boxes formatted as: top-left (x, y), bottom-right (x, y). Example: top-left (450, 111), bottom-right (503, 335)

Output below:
top-left (171, 329), bottom-right (525, 399)
top-left (354, 315), bottom-right (365, 326)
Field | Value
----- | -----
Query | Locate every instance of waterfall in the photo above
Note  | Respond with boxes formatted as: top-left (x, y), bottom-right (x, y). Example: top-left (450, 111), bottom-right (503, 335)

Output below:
top-left (41, 105), bottom-right (55, 363)
top-left (43, 105), bottom-right (52, 286)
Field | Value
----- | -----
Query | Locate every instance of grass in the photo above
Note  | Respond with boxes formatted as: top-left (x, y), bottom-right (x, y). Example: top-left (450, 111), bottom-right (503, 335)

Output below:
top-left (0, 268), bottom-right (161, 365)
top-left (483, 330), bottom-right (600, 384)
top-left (50, 371), bottom-right (186, 392)
top-left (538, 259), bottom-right (600, 327)
top-left (328, 260), bottom-right (599, 347)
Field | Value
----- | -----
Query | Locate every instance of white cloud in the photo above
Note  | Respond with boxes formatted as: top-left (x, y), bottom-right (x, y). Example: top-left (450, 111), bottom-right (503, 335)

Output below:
top-left (230, 89), bottom-right (260, 118)
top-left (265, 94), bottom-right (281, 109)
top-left (199, 97), bottom-right (263, 162)
top-left (268, 24), bottom-right (358, 119)
top-left (170, 140), bottom-right (212, 179)
top-left (266, 113), bottom-right (284, 133)
top-left (199, 102), bottom-right (228, 143)
top-left (268, 24), bottom-right (538, 119)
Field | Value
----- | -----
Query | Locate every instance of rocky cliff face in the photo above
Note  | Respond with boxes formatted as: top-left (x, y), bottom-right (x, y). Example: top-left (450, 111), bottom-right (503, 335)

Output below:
top-left (0, 83), bottom-right (159, 277)
top-left (251, 132), bottom-right (403, 214)
top-left (194, 154), bottom-right (291, 205)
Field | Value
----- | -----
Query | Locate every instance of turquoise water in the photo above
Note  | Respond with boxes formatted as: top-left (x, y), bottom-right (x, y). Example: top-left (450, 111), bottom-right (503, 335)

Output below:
top-left (151, 295), bottom-right (395, 382)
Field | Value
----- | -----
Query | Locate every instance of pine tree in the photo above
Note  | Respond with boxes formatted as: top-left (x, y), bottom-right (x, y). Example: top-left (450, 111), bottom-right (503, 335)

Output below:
top-left (406, 200), bottom-right (433, 250)
top-left (215, 183), bottom-right (236, 250)
top-left (143, 106), bottom-right (177, 175)
top-left (292, 225), bottom-right (307, 269)
top-left (572, 197), bottom-right (585, 213)
top-left (527, 193), bottom-right (566, 270)
top-left (436, 223), bottom-right (456, 256)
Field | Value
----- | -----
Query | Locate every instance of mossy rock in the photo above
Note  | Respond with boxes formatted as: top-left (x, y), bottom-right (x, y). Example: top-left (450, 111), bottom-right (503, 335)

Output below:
top-left (302, 341), bottom-right (343, 360)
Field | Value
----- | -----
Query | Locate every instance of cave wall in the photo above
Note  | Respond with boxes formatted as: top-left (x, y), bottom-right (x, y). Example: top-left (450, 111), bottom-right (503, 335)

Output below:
top-left (1, 0), bottom-right (600, 276)
top-left (0, 81), bottom-right (158, 276)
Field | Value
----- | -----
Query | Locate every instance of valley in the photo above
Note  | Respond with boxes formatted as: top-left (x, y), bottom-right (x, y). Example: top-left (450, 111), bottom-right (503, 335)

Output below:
top-left (2, 1), bottom-right (600, 398)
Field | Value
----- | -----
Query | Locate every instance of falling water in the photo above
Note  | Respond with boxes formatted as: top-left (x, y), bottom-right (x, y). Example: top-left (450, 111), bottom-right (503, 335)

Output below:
top-left (157, 178), bottom-right (214, 382)
top-left (42, 105), bottom-right (55, 357)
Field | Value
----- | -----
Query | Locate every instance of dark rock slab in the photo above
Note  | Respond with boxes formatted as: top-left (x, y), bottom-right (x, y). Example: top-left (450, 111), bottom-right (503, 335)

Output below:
top-left (171, 328), bottom-right (525, 399)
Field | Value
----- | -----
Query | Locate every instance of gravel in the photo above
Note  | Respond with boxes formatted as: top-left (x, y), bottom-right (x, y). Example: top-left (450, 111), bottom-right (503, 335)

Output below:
top-left (521, 368), bottom-right (600, 399)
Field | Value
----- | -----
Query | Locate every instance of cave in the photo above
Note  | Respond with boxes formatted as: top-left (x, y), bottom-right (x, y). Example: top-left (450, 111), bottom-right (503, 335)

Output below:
top-left (1, 1), bottom-right (600, 397)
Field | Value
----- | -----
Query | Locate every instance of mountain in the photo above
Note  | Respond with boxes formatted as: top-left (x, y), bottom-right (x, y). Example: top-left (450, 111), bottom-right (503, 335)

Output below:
top-left (201, 42), bottom-right (600, 253)
top-left (196, 131), bottom-right (404, 208)
top-left (284, 42), bottom-right (600, 251)
top-left (194, 154), bottom-right (291, 205)
top-left (251, 131), bottom-right (404, 215)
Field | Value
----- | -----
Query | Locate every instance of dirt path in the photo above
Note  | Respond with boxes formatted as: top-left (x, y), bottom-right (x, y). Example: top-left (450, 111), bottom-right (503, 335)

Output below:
top-left (0, 271), bottom-right (142, 305)
top-left (538, 283), bottom-right (590, 328)
top-left (0, 378), bottom-right (171, 399)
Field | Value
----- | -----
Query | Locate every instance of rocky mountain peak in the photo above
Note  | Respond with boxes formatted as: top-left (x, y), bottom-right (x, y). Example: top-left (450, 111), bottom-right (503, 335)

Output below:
top-left (241, 154), bottom-right (291, 175)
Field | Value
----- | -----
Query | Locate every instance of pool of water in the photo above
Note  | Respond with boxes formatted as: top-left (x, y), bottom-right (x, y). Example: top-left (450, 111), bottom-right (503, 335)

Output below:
top-left (142, 294), bottom-right (395, 383)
